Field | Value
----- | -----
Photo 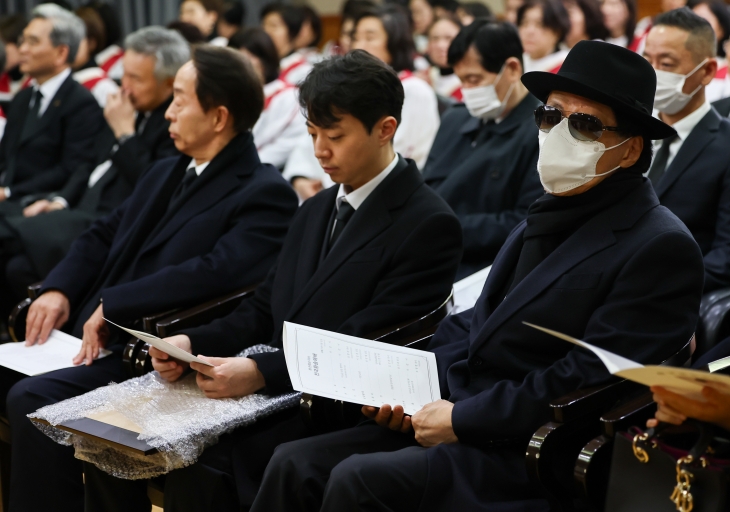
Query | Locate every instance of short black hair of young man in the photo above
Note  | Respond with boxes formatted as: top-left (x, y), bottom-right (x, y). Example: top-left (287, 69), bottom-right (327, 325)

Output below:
top-left (191, 45), bottom-right (264, 133)
top-left (448, 19), bottom-right (523, 71)
top-left (228, 27), bottom-right (280, 84)
top-left (654, 6), bottom-right (717, 60)
top-left (298, 49), bottom-right (404, 133)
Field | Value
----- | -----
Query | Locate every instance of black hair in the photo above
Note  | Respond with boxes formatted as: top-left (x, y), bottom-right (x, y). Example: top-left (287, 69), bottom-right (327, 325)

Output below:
top-left (180, 0), bottom-right (224, 14)
top-left (355, 4), bottom-right (416, 72)
top-left (0, 40), bottom-right (6, 75)
top-left (84, 1), bottom-right (122, 46)
top-left (623, 0), bottom-right (637, 43)
top-left (431, 0), bottom-right (461, 13)
top-left (572, 0), bottom-right (610, 41)
top-left (342, 0), bottom-right (377, 20)
top-left (459, 2), bottom-right (493, 20)
top-left (221, 1), bottom-right (246, 25)
top-left (299, 49), bottom-right (404, 133)
top-left (0, 14), bottom-right (27, 45)
top-left (654, 7), bottom-right (717, 59)
top-left (687, 0), bottom-right (730, 56)
top-left (517, 0), bottom-right (571, 46)
top-left (299, 5), bottom-right (322, 47)
top-left (167, 20), bottom-right (206, 44)
top-left (261, 3), bottom-right (306, 42)
top-left (228, 27), bottom-right (280, 83)
top-left (448, 20), bottom-right (524, 71)
top-left (191, 45), bottom-right (264, 132)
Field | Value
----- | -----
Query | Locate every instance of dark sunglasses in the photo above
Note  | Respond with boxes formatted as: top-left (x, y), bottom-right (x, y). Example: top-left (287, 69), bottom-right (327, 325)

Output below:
top-left (534, 105), bottom-right (621, 142)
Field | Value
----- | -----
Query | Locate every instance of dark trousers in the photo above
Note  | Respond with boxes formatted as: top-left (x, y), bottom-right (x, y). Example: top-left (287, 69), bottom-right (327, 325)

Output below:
top-left (4, 351), bottom-right (127, 512)
top-left (251, 423), bottom-right (424, 512)
top-left (83, 406), bottom-right (311, 512)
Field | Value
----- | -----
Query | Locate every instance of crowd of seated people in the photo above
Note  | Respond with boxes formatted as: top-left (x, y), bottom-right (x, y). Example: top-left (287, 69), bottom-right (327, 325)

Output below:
top-left (0, 0), bottom-right (725, 511)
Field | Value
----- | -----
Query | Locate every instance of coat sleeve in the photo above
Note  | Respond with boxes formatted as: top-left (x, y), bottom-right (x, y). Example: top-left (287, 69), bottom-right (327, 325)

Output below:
top-left (11, 97), bottom-right (103, 201)
top-left (100, 180), bottom-right (298, 322)
top-left (110, 125), bottom-right (178, 188)
top-left (449, 229), bottom-right (704, 448)
top-left (252, 210), bottom-right (464, 395)
top-left (701, 160), bottom-right (730, 292)
top-left (459, 144), bottom-right (542, 260)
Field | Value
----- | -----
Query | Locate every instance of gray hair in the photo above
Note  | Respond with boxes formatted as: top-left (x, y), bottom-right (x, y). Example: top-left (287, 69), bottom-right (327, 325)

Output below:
top-left (124, 27), bottom-right (191, 81)
top-left (31, 3), bottom-right (85, 64)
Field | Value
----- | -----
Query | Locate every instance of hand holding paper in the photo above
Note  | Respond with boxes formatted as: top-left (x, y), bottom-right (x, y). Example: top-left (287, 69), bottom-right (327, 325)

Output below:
top-left (523, 322), bottom-right (730, 400)
top-left (283, 322), bottom-right (441, 415)
top-left (104, 319), bottom-right (213, 367)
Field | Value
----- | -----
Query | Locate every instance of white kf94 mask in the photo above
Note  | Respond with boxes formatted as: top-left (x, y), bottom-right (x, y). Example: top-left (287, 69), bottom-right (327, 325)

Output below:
top-left (537, 118), bottom-right (629, 194)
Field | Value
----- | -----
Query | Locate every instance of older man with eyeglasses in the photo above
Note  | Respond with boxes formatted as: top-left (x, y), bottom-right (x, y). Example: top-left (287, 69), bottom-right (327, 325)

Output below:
top-left (251, 40), bottom-right (706, 512)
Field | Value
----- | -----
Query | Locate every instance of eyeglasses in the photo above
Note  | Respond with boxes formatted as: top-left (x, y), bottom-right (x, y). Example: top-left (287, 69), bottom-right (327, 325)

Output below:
top-left (534, 105), bottom-right (621, 142)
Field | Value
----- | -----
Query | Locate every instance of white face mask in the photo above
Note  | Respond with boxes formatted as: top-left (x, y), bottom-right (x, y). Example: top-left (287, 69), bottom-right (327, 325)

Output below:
top-left (537, 118), bottom-right (629, 194)
top-left (653, 58), bottom-right (708, 115)
top-left (461, 65), bottom-right (515, 121)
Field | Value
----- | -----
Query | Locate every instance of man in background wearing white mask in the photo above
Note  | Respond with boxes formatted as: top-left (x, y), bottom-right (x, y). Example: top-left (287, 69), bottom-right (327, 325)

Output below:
top-left (644, 7), bottom-right (730, 292)
top-left (251, 40), bottom-right (705, 512)
top-left (422, 20), bottom-right (543, 279)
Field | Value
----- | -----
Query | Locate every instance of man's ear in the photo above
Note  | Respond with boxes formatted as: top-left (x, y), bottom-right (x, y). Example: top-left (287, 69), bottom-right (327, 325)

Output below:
top-left (700, 58), bottom-right (718, 86)
top-left (378, 116), bottom-right (398, 146)
top-left (620, 136), bottom-right (643, 169)
top-left (56, 45), bottom-right (70, 68)
top-left (504, 56), bottom-right (523, 79)
top-left (212, 105), bottom-right (231, 133)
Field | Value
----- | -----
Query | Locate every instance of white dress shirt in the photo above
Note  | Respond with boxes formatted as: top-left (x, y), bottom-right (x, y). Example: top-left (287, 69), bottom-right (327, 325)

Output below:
top-left (335, 153), bottom-right (399, 212)
top-left (29, 67), bottom-right (72, 117)
top-left (187, 158), bottom-right (211, 176)
top-left (652, 100), bottom-right (711, 170)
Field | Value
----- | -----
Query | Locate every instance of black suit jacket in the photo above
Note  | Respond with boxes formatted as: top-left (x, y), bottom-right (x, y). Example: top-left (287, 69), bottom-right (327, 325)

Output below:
top-left (0, 72), bottom-right (102, 199)
top-left (41, 133), bottom-right (298, 338)
top-left (184, 158), bottom-right (463, 393)
top-left (422, 95), bottom-right (543, 279)
top-left (427, 179), bottom-right (703, 450)
top-left (5, 98), bottom-right (179, 279)
top-left (653, 107), bottom-right (730, 292)
top-left (712, 97), bottom-right (730, 117)
top-left (58, 96), bottom-right (177, 212)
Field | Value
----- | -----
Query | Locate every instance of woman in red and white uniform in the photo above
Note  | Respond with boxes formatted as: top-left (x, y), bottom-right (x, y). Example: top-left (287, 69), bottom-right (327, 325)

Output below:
top-left (73, 7), bottom-right (119, 107)
top-left (517, 0), bottom-right (570, 73)
top-left (229, 28), bottom-right (307, 169)
top-left (284, 4), bottom-right (440, 199)
top-left (262, 4), bottom-right (316, 85)
top-left (425, 15), bottom-right (463, 101)
top-left (601, 0), bottom-right (641, 50)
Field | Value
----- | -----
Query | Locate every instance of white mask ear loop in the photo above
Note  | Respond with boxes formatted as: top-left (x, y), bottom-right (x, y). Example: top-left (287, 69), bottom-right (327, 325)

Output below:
top-left (683, 58), bottom-right (710, 96)
top-left (590, 136), bottom-right (632, 178)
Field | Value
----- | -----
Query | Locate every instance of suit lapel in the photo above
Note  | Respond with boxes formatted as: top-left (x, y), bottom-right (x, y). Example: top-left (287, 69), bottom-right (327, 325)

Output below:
top-left (286, 158), bottom-right (420, 319)
top-left (470, 181), bottom-right (659, 352)
top-left (19, 75), bottom-right (74, 146)
top-left (293, 189), bottom-right (337, 298)
top-left (139, 134), bottom-right (256, 255)
top-left (656, 109), bottom-right (719, 198)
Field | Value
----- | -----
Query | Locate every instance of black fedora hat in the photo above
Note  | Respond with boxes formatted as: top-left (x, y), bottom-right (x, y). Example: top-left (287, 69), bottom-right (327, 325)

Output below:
top-left (522, 40), bottom-right (676, 140)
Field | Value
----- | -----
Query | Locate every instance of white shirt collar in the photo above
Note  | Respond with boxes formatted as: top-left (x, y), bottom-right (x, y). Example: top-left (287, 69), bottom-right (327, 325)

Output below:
top-left (31, 67), bottom-right (71, 116)
top-left (336, 154), bottom-right (399, 211)
top-left (670, 100), bottom-right (711, 142)
top-left (186, 158), bottom-right (211, 176)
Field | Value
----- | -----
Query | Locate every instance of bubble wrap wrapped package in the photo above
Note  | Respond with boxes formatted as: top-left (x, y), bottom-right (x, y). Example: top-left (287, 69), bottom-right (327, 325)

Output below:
top-left (29, 345), bottom-right (300, 479)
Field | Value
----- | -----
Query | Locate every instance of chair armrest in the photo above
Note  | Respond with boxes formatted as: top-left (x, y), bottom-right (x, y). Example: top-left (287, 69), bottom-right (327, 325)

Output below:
top-left (371, 290), bottom-right (453, 345)
top-left (699, 287), bottom-right (730, 318)
top-left (697, 294), bottom-right (730, 356)
top-left (549, 378), bottom-right (639, 423)
top-left (155, 284), bottom-right (259, 338)
top-left (599, 392), bottom-right (655, 438)
top-left (7, 298), bottom-right (32, 343)
top-left (27, 282), bottom-right (43, 301)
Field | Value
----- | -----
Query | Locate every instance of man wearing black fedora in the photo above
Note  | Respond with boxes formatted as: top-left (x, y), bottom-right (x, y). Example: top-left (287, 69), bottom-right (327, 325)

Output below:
top-left (250, 40), bottom-right (706, 512)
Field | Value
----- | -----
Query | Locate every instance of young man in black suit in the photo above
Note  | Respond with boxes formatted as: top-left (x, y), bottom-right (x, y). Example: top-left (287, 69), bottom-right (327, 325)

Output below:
top-left (422, 21), bottom-right (543, 279)
top-left (2, 45), bottom-right (298, 512)
top-left (644, 8), bottom-right (730, 292)
top-left (0, 26), bottom-right (189, 301)
top-left (0, 4), bottom-right (102, 213)
top-left (81, 49), bottom-right (463, 512)
top-left (251, 41), bottom-right (706, 512)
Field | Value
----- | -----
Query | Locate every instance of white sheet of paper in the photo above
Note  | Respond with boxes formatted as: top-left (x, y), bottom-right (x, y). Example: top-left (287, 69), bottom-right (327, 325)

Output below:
top-left (0, 330), bottom-right (111, 376)
top-left (452, 266), bottom-right (491, 314)
top-left (104, 319), bottom-right (214, 367)
top-left (283, 322), bottom-right (441, 415)
top-left (522, 322), bottom-right (730, 400)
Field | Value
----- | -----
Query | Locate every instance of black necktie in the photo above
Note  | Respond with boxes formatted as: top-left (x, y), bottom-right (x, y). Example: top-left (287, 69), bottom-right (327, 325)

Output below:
top-left (170, 167), bottom-right (197, 205)
top-left (647, 135), bottom-right (678, 186)
top-left (21, 89), bottom-right (43, 140)
top-left (329, 201), bottom-right (355, 250)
